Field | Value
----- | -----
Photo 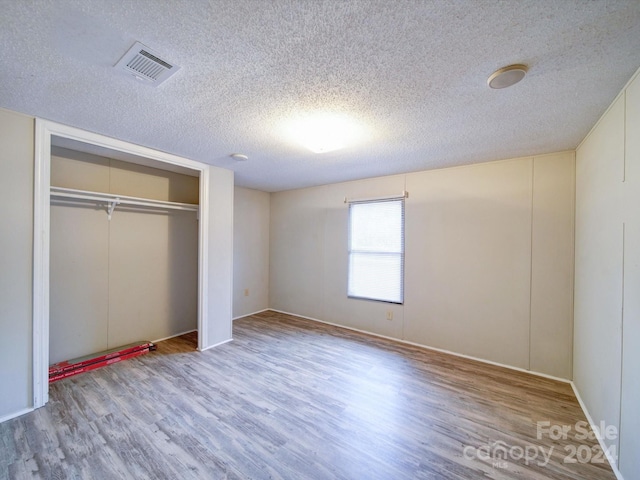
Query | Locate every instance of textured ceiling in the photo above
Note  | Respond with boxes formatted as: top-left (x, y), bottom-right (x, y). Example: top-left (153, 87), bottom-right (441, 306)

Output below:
top-left (1, 0), bottom-right (639, 192)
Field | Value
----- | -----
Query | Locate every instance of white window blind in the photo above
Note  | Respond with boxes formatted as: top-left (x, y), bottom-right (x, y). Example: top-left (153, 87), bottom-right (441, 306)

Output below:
top-left (348, 199), bottom-right (404, 304)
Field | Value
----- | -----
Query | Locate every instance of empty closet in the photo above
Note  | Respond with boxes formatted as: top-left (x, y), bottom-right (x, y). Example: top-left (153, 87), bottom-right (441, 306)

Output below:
top-left (49, 145), bottom-right (199, 364)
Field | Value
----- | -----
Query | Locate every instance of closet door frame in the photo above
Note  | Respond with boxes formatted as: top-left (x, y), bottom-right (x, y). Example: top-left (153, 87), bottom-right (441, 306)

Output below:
top-left (33, 119), bottom-right (212, 408)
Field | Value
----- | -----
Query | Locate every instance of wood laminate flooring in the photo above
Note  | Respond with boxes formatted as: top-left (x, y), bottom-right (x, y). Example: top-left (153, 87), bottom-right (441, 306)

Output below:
top-left (1, 311), bottom-right (616, 479)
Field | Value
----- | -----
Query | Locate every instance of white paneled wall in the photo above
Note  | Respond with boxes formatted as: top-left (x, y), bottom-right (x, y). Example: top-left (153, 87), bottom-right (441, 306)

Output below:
top-left (574, 94), bottom-right (624, 461)
top-left (620, 68), bottom-right (640, 480)
top-left (575, 68), bottom-right (640, 478)
top-left (270, 153), bottom-right (575, 379)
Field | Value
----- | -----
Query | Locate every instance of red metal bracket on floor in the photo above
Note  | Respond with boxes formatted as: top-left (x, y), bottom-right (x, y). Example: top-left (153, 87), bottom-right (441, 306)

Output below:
top-left (49, 341), bottom-right (157, 383)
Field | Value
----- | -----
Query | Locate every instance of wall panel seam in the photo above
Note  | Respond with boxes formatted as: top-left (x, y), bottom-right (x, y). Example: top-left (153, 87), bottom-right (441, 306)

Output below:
top-left (619, 222), bottom-right (625, 468)
top-left (623, 92), bottom-right (627, 183)
top-left (528, 158), bottom-right (534, 371)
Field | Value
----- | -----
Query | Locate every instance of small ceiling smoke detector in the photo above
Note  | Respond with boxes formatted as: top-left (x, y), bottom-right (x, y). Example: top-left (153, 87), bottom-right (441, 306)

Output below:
top-left (115, 42), bottom-right (180, 86)
top-left (488, 64), bottom-right (528, 89)
top-left (230, 153), bottom-right (249, 161)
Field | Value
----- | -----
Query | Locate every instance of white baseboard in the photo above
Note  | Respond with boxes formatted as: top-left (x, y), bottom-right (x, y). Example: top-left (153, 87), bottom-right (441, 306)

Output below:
top-left (268, 308), bottom-right (571, 384)
top-left (570, 382), bottom-right (624, 480)
top-left (0, 407), bottom-right (34, 424)
top-left (233, 308), bottom-right (269, 321)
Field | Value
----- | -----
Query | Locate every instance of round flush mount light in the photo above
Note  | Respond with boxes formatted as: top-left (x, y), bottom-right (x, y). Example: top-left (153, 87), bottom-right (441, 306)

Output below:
top-left (487, 64), bottom-right (528, 89)
top-left (230, 153), bottom-right (248, 161)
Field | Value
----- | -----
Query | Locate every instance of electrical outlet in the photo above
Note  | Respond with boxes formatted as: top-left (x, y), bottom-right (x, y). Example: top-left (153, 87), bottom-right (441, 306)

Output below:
top-left (244, 289), bottom-right (249, 297)
top-left (386, 310), bottom-right (393, 321)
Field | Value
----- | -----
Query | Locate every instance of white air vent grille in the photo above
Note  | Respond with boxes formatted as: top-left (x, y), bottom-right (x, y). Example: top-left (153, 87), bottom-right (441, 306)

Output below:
top-left (115, 42), bottom-right (180, 86)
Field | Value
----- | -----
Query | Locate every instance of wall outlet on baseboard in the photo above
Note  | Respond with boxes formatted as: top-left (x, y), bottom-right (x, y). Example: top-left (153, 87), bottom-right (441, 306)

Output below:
top-left (244, 289), bottom-right (249, 297)
top-left (386, 310), bottom-right (393, 321)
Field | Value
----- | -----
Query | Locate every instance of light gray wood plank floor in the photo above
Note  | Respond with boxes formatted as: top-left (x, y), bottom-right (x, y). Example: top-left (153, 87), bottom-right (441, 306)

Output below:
top-left (0, 311), bottom-right (616, 479)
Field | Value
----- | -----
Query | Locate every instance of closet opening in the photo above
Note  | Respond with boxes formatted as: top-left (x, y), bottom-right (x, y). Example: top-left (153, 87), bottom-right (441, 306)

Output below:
top-left (49, 137), bottom-right (200, 369)
top-left (34, 120), bottom-right (214, 408)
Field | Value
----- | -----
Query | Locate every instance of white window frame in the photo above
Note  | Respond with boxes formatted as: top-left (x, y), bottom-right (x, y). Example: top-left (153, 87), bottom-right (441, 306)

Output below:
top-left (347, 195), bottom-right (405, 304)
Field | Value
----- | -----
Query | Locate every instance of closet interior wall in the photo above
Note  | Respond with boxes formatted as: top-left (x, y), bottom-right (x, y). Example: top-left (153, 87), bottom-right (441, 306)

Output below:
top-left (49, 147), bottom-right (199, 364)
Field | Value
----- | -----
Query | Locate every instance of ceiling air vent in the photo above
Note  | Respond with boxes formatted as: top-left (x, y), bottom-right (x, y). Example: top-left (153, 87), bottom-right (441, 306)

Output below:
top-left (115, 42), bottom-right (180, 86)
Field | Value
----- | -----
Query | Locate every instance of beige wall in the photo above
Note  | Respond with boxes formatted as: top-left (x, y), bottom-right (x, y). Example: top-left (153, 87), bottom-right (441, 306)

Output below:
top-left (50, 150), bottom-right (199, 363)
top-left (404, 160), bottom-right (533, 369)
top-left (0, 109), bottom-right (34, 420)
top-left (530, 153), bottom-right (575, 376)
top-left (50, 204), bottom-right (109, 363)
top-left (575, 68), bottom-right (640, 478)
top-left (270, 152), bottom-right (575, 379)
top-left (233, 187), bottom-right (270, 319)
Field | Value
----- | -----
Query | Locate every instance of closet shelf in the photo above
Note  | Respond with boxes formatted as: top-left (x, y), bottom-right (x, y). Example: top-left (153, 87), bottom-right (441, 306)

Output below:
top-left (50, 186), bottom-right (199, 220)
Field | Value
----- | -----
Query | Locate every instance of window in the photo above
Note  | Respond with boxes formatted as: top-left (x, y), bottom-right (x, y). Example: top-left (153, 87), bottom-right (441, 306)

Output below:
top-left (348, 198), bottom-right (404, 303)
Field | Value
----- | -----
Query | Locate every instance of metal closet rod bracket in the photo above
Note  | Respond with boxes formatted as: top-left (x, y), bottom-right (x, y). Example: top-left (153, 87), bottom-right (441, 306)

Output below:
top-left (107, 199), bottom-right (121, 220)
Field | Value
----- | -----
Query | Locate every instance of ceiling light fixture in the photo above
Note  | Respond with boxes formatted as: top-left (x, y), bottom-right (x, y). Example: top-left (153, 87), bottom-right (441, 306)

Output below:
top-left (487, 64), bottom-right (528, 89)
top-left (283, 112), bottom-right (368, 154)
top-left (230, 153), bottom-right (248, 161)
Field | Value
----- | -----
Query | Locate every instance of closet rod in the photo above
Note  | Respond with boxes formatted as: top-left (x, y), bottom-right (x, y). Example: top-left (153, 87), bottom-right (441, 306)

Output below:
top-left (50, 186), bottom-right (199, 214)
